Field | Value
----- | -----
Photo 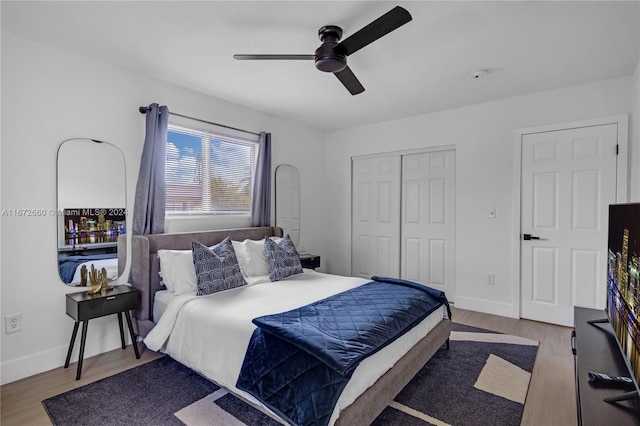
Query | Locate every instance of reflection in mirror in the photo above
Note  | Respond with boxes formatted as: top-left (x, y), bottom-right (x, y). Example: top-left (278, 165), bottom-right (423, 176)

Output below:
top-left (57, 139), bottom-right (126, 286)
top-left (275, 164), bottom-right (300, 246)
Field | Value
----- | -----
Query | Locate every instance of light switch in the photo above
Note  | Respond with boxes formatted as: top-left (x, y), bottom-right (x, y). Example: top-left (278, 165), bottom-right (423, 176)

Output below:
top-left (488, 207), bottom-right (496, 219)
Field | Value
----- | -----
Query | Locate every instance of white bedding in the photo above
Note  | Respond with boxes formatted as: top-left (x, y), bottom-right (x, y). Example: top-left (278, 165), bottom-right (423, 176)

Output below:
top-left (151, 274), bottom-right (273, 322)
top-left (144, 270), bottom-right (446, 425)
top-left (152, 290), bottom-right (174, 321)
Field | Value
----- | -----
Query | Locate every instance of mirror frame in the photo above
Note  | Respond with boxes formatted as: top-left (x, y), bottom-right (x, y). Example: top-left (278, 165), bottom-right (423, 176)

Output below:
top-left (55, 138), bottom-right (128, 287)
top-left (275, 164), bottom-right (301, 247)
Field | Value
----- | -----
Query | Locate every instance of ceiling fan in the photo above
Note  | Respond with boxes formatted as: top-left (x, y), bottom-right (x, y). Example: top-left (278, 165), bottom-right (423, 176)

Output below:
top-left (233, 6), bottom-right (412, 95)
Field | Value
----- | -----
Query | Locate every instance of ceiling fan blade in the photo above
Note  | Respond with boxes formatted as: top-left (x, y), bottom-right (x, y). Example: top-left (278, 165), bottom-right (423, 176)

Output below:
top-left (233, 54), bottom-right (315, 60)
top-left (335, 6), bottom-right (412, 56)
top-left (334, 66), bottom-right (365, 95)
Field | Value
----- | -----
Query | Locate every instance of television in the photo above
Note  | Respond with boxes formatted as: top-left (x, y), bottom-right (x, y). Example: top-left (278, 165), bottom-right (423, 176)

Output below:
top-left (603, 202), bottom-right (640, 401)
top-left (58, 207), bottom-right (126, 251)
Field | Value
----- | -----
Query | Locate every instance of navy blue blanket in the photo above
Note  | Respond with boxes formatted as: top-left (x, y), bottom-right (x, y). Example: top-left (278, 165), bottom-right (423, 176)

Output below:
top-left (236, 276), bottom-right (450, 426)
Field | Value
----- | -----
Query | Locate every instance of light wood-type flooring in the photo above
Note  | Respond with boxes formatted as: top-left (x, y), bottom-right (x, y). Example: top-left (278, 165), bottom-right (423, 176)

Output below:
top-left (1, 307), bottom-right (577, 426)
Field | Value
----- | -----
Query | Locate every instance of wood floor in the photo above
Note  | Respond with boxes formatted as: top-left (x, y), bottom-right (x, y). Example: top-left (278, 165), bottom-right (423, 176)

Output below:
top-left (1, 307), bottom-right (577, 426)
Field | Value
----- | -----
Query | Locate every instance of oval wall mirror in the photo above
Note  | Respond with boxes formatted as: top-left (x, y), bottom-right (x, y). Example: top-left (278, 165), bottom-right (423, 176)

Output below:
top-left (56, 138), bottom-right (126, 286)
top-left (275, 164), bottom-right (300, 247)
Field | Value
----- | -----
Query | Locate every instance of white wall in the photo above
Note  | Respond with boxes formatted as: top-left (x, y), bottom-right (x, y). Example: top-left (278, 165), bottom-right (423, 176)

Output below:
top-left (323, 77), bottom-right (634, 317)
top-left (632, 62), bottom-right (640, 202)
top-left (0, 32), bottom-right (326, 384)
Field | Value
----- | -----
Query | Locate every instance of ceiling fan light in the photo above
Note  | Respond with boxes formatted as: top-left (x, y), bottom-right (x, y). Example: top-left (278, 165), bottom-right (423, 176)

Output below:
top-left (315, 57), bottom-right (347, 73)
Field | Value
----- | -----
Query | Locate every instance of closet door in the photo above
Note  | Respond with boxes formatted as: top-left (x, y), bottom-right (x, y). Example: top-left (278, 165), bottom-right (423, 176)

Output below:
top-left (401, 150), bottom-right (455, 299)
top-left (351, 156), bottom-right (401, 279)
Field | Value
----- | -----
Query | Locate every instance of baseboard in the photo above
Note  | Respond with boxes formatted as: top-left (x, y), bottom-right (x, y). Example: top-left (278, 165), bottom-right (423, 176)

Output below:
top-left (1, 329), bottom-right (129, 385)
top-left (453, 296), bottom-right (518, 319)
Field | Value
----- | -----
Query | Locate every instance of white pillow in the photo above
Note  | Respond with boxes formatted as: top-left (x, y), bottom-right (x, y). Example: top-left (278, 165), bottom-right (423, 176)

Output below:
top-left (157, 249), bottom-right (197, 294)
top-left (241, 239), bottom-right (269, 277)
top-left (232, 239), bottom-right (283, 277)
top-left (231, 240), bottom-right (248, 277)
top-left (158, 241), bottom-right (251, 292)
top-left (158, 239), bottom-right (277, 291)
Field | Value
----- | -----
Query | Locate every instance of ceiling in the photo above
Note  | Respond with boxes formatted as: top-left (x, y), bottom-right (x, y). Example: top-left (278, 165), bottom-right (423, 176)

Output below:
top-left (2, 1), bottom-right (639, 131)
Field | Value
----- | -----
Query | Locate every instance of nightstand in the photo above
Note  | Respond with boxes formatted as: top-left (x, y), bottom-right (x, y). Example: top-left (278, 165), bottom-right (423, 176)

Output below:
top-left (64, 285), bottom-right (140, 380)
top-left (300, 254), bottom-right (320, 270)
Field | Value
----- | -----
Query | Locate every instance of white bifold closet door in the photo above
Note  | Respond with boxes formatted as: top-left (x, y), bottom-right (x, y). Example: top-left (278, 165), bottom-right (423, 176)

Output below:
top-left (401, 151), bottom-right (455, 298)
top-left (352, 155), bottom-right (402, 279)
top-left (352, 149), bottom-right (455, 300)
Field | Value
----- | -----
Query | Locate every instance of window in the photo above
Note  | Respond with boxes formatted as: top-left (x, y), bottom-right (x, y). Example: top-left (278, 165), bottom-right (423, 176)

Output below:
top-left (166, 125), bottom-right (258, 215)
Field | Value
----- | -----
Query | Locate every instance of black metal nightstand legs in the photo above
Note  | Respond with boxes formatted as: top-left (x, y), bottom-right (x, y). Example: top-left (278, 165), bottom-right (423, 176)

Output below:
top-left (124, 311), bottom-right (140, 359)
top-left (64, 320), bottom-right (89, 379)
top-left (64, 320), bottom-right (89, 380)
top-left (64, 321), bottom-right (80, 369)
top-left (117, 312), bottom-right (126, 349)
top-left (65, 312), bottom-right (139, 380)
top-left (77, 320), bottom-right (89, 380)
top-left (117, 311), bottom-right (139, 359)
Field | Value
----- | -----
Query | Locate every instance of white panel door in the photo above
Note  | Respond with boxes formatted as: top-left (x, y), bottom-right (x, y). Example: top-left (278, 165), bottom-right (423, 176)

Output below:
top-left (352, 156), bottom-right (401, 278)
top-left (401, 150), bottom-right (455, 300)
top-left (521, 124), bottom-right (618, 326)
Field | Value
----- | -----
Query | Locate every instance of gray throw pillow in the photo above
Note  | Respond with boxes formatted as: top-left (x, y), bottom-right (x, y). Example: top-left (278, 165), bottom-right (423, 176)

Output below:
top-left (192, 238), bottom-right (247, 295)
top-left (264, 235), bottom-right (303, 282)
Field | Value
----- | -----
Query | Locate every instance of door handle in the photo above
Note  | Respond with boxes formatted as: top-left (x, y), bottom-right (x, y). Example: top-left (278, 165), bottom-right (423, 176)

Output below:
top-left (523, 234), bottom-right (540, 240)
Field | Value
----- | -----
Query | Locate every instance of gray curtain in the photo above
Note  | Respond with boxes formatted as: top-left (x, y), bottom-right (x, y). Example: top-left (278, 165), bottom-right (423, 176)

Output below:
top-left (133, 103), bottom-right (168, 235)
top-left (250, 132), bottom-right (271, 227)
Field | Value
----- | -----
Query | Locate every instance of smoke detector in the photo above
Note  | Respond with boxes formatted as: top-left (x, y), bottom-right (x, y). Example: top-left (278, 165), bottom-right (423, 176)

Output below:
top-left (470, 69), bottom-right (489, 79)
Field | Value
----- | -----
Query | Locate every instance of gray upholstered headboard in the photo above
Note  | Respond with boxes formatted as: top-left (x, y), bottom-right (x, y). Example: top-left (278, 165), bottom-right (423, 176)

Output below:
top-left (123, 226), bottom-right (284, 337)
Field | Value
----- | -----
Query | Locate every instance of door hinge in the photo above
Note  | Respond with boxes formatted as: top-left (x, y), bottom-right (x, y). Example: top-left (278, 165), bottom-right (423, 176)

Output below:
top-left (616, 144), bottom-right (619, 155)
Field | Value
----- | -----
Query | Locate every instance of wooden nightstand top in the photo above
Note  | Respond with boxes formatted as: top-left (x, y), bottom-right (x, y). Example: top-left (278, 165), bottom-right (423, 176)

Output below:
top-left (66, 285), bottom-right (139, 321)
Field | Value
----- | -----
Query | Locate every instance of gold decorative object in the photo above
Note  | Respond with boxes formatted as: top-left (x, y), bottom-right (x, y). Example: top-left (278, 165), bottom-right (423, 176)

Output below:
top-left (87, 264), bottom-right (114, 295)
top-left (87, 264), bottom-right (102, 295)
top-left (100, 267), bottom-right (113, 293)
top-left (80, 264), bottom-right (88, 286)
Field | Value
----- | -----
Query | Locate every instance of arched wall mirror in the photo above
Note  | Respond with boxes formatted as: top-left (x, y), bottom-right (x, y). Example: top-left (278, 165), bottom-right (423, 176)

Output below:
top-left (275, 164), bottom-right (300, 247)
top-left (57, 138), bottom-right (126, 286)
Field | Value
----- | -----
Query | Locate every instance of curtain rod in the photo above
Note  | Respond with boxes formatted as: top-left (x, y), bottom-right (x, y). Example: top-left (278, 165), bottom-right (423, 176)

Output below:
top-left (138, 106), bottom-right (260, 137)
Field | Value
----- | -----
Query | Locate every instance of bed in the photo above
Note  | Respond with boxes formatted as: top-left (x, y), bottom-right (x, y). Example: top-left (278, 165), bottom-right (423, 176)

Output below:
top-left (123, 226), bottom-right (451, 425)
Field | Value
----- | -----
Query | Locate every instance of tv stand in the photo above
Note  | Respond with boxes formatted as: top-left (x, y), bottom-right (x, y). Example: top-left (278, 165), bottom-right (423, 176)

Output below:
top-left (605, 390), bottom-right (640, 403)
top-left (586, 316), bottom-right (640, 404)
top-left (574, 307), bottom-right (640, 425)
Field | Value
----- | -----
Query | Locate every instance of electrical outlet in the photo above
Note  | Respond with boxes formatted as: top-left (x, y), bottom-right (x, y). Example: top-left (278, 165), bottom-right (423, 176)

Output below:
top-left (486, 274), bottom-right (495, 285)
top-left (5, 313), bottom-right (22, 334)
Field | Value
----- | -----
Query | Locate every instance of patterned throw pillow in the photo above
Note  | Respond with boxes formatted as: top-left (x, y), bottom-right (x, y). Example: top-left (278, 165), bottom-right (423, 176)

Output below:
top-left (264, 235), bottom-right (303, 282)
top-left (192, 238), bottom-right (247, 296)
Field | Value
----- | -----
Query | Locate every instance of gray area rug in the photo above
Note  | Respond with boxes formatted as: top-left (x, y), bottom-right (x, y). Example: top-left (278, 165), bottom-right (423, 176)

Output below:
top-left (43, 323), bottom-right (538, 425)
